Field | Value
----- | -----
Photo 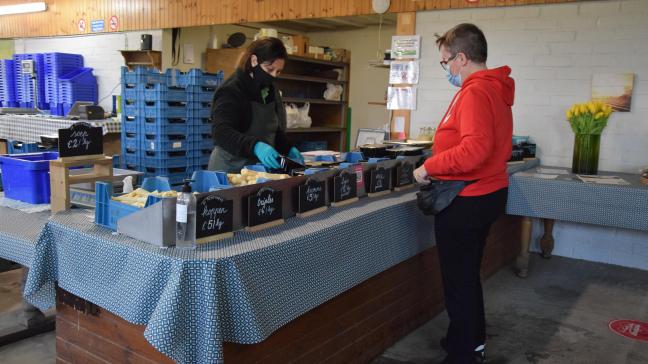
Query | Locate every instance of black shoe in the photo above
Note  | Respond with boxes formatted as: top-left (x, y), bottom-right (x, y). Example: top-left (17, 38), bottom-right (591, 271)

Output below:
top-left (439, 338), bottom-right (485, 363)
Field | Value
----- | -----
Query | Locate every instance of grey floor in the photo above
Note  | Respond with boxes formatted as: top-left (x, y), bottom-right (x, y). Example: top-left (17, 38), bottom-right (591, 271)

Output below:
top-left (1, 255), bottom-right (647, 364)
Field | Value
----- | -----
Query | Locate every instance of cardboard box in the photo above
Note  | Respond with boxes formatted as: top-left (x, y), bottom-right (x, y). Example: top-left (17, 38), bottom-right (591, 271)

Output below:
top-left (331, 48), bottom-right (351, 63)
top-left (292, 35), bottom-right (309, 56)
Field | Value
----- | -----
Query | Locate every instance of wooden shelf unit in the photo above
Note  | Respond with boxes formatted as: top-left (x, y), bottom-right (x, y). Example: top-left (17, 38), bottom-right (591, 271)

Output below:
top-left (120, 50), bottom-right (162, 71)
top-left (205, 49), bottom-right (350, 152)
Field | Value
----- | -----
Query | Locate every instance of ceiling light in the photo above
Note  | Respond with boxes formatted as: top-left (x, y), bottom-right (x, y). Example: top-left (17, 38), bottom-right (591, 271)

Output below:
top-left (0, 2), bottom-right (47, 16)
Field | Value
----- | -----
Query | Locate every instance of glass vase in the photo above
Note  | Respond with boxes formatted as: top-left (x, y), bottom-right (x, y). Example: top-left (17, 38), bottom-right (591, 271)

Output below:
top-left (571, 134), bottom-right (600, 175)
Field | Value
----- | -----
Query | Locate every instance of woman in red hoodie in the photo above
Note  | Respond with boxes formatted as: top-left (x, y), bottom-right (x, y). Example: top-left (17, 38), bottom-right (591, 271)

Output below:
top-left (413, 24), bottom-right (514, 364)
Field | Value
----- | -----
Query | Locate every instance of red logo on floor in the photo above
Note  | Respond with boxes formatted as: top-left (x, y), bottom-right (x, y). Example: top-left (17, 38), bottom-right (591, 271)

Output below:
top-left (609, 320), bottom-right (648, 342)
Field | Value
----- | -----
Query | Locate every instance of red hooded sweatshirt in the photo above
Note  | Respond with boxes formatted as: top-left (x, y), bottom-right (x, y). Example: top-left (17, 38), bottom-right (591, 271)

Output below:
top-left (423, 66), bottom-right (514, 197)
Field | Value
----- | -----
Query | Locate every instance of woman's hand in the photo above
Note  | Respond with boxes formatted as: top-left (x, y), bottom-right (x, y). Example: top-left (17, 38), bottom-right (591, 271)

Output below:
top-left (414, 165), bottom-right (432, 185)
top-left (288, 147), bottom-right (305, 164)
top-left (253, 142), bottom-right (281, 169)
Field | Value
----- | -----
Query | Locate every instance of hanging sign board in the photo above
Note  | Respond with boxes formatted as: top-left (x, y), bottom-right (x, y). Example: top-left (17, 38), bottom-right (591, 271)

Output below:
top-left (389, 60), bottom-right (420, 84)
top-left (58, 122), bottom-right (103, 158)
top-left (391, 35), bottom-right (421, 60)
top-left (91, 19), bottom-right (105, 33)
top-left (387, 87), bottom-right (417, 110)
top-left (247, 187), bottom-right (283, 227)
top-left (195, 193), bottom-right (233, 241)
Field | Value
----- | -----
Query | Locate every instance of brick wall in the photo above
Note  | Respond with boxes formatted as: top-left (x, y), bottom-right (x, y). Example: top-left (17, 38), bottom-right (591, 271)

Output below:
top-left (413, 0), bottom-right (648, 271)
top-left (14, 30), bottom-right (163, 111)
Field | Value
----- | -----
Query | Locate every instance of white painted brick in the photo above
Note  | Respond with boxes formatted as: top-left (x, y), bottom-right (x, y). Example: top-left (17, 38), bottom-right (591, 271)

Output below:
top-left (619, 0), bottom-right (648, 14)
top-left (540, 3), bottom-right (579, 18)
top-left (597, 14), bottom-right (647, 29)
top-left (504, 6), bottom-right (541, 18)
top-left (537, 31), bottom-right (576, 43)
top-left (534, 55), bottom-right (572, 67)
top-left (556, 17), bottom-right (598, 31)
top-left (511, 66), bottom-right (555, 80)
top-left (579, 1), bottom-right (620, 16)
top-left (552, 68), bottom-right (595, 80)
top-left (472, 8), bottom-right (506, 20)
top-left (614, 28), bottom-right (648, 40)
top-left (524, 18), bottom-right (558, 31)
top-left (433, 9), bottom-right (473, 21)
top-left (570, 54), bottom-right (618, 66)
top-left (575, 30), bottom-right (616, 42)
top-left (549, 42), bottom-right (592, 55)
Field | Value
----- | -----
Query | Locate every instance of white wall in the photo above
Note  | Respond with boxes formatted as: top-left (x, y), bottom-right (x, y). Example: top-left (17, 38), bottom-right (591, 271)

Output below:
top-left (14, 30), bottom-right (163, 111)
top-left (308, 25), bottom-right (395, 147)
top-left (414, 0), bottom-right (648, 271)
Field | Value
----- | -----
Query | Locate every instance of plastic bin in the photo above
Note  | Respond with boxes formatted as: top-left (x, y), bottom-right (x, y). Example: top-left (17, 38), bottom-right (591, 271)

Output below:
top-left (43, 53), bottom-right (83, 105)
top-left (7, 141), bottom-right (40, 154)
top-left (0, 60), bottom-right (17, 107)
top-left (57, 68), bottom-right (98, 104)
top-left (13, 53), bottom-right (47, 110)
top-left (121, 66), bottom-right (167, 86)
top-left (176, 69), bottom-right (224, 87)
top-left (190, 170), bottom-right (230, 192)
top-left (0, 151), bottom-right (59, 204)
top-left (95, 179), bottom-right (170, 231)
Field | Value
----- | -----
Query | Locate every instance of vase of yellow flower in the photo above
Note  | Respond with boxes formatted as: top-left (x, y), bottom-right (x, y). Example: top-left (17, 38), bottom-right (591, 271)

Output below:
top-left (566, 101), bottom-right (614, 174)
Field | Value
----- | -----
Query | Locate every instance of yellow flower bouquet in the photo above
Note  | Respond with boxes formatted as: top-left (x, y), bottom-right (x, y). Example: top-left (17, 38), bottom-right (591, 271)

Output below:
top-left (565, 101), bottom-right (614, 135)
top-left (566, 101), bottom-right (614, 174)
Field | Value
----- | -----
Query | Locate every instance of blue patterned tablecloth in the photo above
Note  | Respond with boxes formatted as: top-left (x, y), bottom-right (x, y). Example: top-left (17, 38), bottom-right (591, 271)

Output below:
top-left (0, 206), bottom-right (49, 266)
top-left (506, 166), bottom-right (648, 231)
top-left (24, 191), bottom-right (433, 364)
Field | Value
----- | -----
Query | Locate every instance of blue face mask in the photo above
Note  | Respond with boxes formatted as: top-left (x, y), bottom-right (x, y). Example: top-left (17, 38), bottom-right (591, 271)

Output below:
top-left (446, 66), bottom-right (462, 87)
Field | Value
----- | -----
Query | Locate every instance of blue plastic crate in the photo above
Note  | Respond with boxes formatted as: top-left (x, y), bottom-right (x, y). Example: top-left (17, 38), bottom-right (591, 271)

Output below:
top-left (190, 123), bottom-right (212, 135)
top-left (121, 66), bottom-right (167, 86)
top-left (121, 115), bottom-right (140, 133)
top-left (58, 68), bottom-right (97, 104)
top-left (190, 170), bottom-right (230, 192)
top-left (13, 54), bottom-right (48, 109)
top-left (142, 155), bottom-right (192, 168)
top-left (0, 151), bottom-right (59, 204)
top-left (143, 117), bottom-right (191, 135)
top-left (142, 83), bottom-right (190, 102)
top-left (143, 101), bottom-right (189, 119)
top-left (43, 53), bottom-right (83, 104)
top-left (0, 60), bottom-right (17, 106)
top-left (142, 165), bottom-right (191, 177)
top-left (95, 181), bottom-right (171, 231)
top-left (187, 108), bottom-right (211, 119)
top-left (176, 69), bottom-right (224, 87)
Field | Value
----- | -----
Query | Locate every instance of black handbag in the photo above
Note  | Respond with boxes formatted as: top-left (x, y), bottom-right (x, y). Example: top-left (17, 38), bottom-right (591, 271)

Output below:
top-left (416, 180), bottom-right (473, 215)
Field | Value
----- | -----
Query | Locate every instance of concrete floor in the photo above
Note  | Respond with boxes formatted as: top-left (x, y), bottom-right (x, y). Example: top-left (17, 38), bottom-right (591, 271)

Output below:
top-left (1, 255), bottom-right (647, 364)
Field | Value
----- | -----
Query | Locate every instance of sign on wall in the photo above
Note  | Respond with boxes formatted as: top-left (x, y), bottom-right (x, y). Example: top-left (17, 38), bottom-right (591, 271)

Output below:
top-left (391, 35), bottom-right (421, 60)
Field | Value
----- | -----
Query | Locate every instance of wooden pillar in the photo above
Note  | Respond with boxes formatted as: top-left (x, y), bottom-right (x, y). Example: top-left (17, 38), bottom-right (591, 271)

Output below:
top-left (390, 12), bottom-right (416, 139)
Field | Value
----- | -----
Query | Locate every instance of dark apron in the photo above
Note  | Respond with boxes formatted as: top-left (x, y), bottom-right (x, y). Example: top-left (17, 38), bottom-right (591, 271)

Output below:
top-left (208, 97), bottom-right (280, 173)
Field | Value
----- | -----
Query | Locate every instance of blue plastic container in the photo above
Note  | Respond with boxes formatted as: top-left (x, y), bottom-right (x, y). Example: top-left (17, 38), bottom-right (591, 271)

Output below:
top-left (0, 152), bottom-right (59, 204)
top-left (13, 53), bottom-right (47, 109)
top-left (58, 68), bottom-right (98, 105)
top-left (176, 69), bottom-right (224, 87)
top-left (43, 53), bottom-right (83, 105)
top-left (190, 170), bottom-right (230, 192)
top-left (0, 60), bottom-right (17, 107)
top-left (7, 141), bottom-right (40, 154)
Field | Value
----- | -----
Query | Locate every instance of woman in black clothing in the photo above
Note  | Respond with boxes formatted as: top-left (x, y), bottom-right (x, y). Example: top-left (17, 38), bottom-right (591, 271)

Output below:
top-left (208, 38), bottom-right (303, 173)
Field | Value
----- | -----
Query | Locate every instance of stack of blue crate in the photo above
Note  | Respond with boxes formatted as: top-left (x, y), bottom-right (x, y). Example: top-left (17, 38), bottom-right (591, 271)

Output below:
top-left (43, 52), bottom-right (84, 116)
top-left (120, 67), bottom-right (222, 186)
top-left (0, 60), bottom-right (17, 108)
top-left (57, 67), bottom-right (98, 116)
top-left (13, 53), bottom-right (47, 109)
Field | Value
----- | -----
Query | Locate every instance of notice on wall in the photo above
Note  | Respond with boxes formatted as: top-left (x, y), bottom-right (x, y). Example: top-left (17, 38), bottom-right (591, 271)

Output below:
top-left (387, 87), bottom-right (417, 110)
top-left (389, 60), bottom-right (419, 84)
top-left (391, 35), bottom-right (421, 60)
top-left (91, 19), bottom-right (105, 33)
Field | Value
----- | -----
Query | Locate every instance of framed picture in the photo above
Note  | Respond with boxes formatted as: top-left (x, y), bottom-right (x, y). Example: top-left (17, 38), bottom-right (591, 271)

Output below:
top-left (591, 73), bottom-right (635, 112)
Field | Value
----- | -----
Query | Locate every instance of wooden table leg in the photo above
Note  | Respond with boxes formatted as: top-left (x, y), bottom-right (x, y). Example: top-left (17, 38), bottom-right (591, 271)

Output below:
top-left (516, 216), bottom-right (533, 278)
top-left (540, 218), bottom-right (555, 259)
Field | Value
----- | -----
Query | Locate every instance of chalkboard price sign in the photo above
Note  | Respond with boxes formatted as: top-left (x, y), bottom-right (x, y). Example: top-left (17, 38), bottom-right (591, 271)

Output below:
top-left (297, 178), bottom-right (326, 214)
top-left (370, 167), bottom-right (391, 193)
top-left (248, 187), bottom-right (283, 227)
top-left (395, 162), bottom-right (414, 187)
top-left (332, 170), bottom-right (357, 203)
top-left (195, 193), bottom-right (233, 239)
top-left (58, 122), bottom-right (103, 158)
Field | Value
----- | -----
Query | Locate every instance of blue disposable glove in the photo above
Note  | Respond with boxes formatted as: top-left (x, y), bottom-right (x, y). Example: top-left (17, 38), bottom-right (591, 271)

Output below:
top-left (253, 142), bottom-right (281, 170)
top-left (288, 146), bottom-right (305, 164)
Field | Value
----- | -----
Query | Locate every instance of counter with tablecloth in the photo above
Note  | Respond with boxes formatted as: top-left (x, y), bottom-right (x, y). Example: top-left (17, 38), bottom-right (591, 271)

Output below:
top-left (0, 113), bottom-right (121, 155)
top-left (0, 160), bottom-right (537, 363)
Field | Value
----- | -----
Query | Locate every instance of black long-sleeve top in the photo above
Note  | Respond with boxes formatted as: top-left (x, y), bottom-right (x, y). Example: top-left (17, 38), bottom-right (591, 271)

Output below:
top-left (210, 69), bottom-right (292, 158)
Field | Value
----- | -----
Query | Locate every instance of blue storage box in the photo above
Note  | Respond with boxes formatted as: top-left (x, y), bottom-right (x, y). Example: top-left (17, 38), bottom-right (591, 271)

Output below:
top-left (0, 59), bottom-right (17, 107)
top-left (190, 170), bottom-right (230, 192)
top-left (0, 151), bottom-right (59, 204)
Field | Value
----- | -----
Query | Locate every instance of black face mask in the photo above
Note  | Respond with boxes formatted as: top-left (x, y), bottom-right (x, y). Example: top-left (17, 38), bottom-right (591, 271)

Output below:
top-left (252, 64), bottom-right (276, 88)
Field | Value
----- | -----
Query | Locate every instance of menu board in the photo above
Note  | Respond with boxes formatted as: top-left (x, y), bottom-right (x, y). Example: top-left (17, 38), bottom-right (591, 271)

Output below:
top-left (297, 178), bottom-right (326, 214)
top-left (395, 162), bottom-right (414, 187)
top-left (370, 167), bottom-right (391, 193)
top-left (58, 122), bottom-right (103, 157)
top-left (332, 170), bottom-right (357, 203)
top-left (195, 193), bottom-right (233, 239)
top-left (248, 187), bottom-right (283, 227)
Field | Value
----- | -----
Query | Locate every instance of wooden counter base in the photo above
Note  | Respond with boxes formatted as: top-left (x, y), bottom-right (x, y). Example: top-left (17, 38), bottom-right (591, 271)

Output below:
top-left (56, 215), bottom-right (521, 364)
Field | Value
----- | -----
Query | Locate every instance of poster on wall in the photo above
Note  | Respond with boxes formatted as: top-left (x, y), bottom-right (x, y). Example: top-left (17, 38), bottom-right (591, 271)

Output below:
top-left (389, 60), bottom-right (419, 84)
top-left (591, 73), bottom-right (635, 112)
top-left (391, 35), bottom-right (421, 59)
top-left (387, 87), bottom-right (417, 110)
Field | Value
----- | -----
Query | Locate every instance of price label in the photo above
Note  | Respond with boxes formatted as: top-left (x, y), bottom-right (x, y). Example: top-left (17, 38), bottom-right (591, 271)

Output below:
top-left (332, 170), bottom-right (357, 203)
top-left (248, 187), bottom-right (283, 227)
top-left (58, 122), bottom-right (103, 157)
top-left (195, 193), bottom-right (233, 239)
top-left (395, 162), bottom-right (414, 187)
top-left (370, 167), bottom-right (391, 193)
top-left (297, 178), bottom-right (326, 214)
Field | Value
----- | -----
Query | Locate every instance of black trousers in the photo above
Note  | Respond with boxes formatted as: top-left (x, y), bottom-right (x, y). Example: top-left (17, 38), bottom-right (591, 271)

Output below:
top-left (434, 187), bottom-right (508, 363)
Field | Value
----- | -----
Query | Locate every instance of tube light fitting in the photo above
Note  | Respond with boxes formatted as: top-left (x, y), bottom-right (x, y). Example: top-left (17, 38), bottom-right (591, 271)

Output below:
top-left (0, 2), bottom-right (47, 16)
